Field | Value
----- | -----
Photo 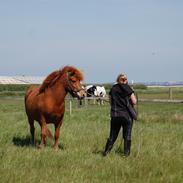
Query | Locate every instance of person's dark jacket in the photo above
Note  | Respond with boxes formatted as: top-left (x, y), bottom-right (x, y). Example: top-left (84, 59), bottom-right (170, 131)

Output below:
top-left (109, 83), bottom-right (134, 118)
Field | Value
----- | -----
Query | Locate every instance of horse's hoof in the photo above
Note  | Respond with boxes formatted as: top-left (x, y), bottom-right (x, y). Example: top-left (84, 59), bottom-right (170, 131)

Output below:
top-left (37, 144), bottom-right (44, 149)
top-left (53, 146), bottom-right (59, 151)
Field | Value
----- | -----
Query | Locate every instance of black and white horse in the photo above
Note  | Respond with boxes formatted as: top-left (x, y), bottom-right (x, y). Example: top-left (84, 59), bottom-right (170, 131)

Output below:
top-left (85, 85), bottom-right (97, 97)
top-left (85, 85), bottom-right (106, 105)
top-left (94, 86), bottom-right (106, 98)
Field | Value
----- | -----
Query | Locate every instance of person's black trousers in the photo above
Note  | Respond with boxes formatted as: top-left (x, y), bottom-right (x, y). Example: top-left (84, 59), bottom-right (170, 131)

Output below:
top-left (103, 116), bottom-right (133, 156)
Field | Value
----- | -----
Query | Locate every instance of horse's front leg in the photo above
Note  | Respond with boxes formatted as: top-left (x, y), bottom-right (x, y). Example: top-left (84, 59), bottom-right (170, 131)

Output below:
top-left (53, 121), bottom-right (62, 150)
top-left (27, 117), bottom-right (35, 145)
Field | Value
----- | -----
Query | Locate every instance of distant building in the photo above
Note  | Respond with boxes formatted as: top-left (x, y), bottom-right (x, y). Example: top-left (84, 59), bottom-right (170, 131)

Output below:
top-left (0, 76), bottom-right (45, 84)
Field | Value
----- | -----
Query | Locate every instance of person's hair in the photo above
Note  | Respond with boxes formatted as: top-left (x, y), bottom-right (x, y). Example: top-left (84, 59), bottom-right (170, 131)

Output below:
top-left (116, 73), bottom-right (128, 84)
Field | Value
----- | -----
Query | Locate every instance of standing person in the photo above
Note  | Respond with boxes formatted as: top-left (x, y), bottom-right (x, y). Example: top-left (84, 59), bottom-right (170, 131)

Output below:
top-left (102, 73), bottom-right (137, 156)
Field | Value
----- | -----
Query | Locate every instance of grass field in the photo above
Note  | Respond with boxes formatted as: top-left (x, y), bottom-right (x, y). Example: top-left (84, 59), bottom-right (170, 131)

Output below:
top-left (0, 97), bottom-right (183, 183)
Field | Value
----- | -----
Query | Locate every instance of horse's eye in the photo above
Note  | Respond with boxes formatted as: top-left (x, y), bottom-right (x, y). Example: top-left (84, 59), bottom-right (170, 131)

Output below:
top-left (71, 80), bottom-right (76, 83)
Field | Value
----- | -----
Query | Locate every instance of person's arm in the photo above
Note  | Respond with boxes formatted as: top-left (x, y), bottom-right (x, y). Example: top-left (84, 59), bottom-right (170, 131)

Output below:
top-left (130, 93), bottom-right (137, 105)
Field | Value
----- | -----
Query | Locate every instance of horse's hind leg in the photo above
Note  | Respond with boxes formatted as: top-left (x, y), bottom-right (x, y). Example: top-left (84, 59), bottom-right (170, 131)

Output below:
top-left (46, 127), bottom-right (54, 145)
top-left (28, 117), bottom-right (35, 145)
top-left (38, 118), bottom-right (47, 149)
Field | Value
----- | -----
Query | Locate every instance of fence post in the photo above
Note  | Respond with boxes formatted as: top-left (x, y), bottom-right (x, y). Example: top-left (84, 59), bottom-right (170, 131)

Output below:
top-left (169, 88), bottom-right (172, 100)
top-left (84, 97), bottom-right (87, 106)
top-left (69, 100), bottom-right (72, 115)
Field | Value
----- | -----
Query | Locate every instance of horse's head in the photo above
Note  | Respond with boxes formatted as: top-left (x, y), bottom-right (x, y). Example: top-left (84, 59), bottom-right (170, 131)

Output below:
top-left (38, 66), bottom-right (86, 99)
top-left (65, 71), bottom-right (86, 99)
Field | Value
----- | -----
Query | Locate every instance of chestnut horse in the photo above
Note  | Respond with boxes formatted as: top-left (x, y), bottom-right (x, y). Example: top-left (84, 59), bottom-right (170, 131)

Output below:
top-left (25, 66), bottom-right (86, 149)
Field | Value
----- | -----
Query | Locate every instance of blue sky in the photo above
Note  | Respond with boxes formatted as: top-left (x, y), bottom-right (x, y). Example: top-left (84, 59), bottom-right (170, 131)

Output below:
top-left (0, 0), bottom-right (183, 83)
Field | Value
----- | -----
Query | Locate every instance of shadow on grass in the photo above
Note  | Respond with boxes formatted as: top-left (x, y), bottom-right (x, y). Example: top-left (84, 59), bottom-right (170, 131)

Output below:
top-left (12, 136), bottom-right (65, 150)
top-left (92, 149), bottom-right (104, 155)
top-left (92, 146), bottom-right (124, 157)
top-left (12, 136), bottom-right (32, 147)
top-left (115, 147), bottom-right (124, 156)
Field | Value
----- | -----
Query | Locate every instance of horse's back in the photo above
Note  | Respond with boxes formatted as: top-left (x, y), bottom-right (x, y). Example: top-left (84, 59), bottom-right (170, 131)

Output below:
top-left (95, 86), bottom-right (106, 97)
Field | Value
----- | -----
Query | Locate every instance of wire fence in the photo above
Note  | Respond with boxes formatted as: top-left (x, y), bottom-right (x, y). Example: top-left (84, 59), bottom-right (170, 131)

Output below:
top-left (66, 94), bottom-right (183, 115)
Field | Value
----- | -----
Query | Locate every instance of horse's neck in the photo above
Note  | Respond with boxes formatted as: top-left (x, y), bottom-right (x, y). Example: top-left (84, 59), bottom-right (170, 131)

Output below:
top-left (50, 83), bottom-right (67, 102)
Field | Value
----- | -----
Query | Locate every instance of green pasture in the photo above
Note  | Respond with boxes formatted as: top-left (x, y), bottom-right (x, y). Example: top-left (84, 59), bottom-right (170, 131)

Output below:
top-left (0, 97), bottom-right (183, 183)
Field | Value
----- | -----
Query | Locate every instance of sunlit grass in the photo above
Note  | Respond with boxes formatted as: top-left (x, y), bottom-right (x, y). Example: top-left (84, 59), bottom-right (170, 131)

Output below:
top-left (0, 98), bottom-right (183, 183)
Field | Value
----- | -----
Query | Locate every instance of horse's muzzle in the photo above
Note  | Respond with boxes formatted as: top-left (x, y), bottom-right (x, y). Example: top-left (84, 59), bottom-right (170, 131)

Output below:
top-left (77, 90), bottom-right (86, 99)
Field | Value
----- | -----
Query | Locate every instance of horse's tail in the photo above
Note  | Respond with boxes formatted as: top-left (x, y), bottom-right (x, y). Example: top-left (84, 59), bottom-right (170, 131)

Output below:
top-left (25, 88), bottom-right (30, 103)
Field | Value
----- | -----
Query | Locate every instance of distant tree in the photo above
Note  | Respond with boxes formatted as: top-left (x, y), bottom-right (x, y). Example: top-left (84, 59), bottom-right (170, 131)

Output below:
top-left (131, 84), bottom-right (147, 90)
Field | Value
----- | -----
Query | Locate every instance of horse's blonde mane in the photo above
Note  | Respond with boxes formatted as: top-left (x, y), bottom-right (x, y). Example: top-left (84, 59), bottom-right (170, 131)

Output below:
top-left (39, 66), bottom-right (84, 93)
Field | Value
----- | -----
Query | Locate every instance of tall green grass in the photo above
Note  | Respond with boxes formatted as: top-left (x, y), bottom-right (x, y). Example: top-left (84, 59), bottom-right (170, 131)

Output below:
top-left (0, 98), bottom-right (183, 183)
